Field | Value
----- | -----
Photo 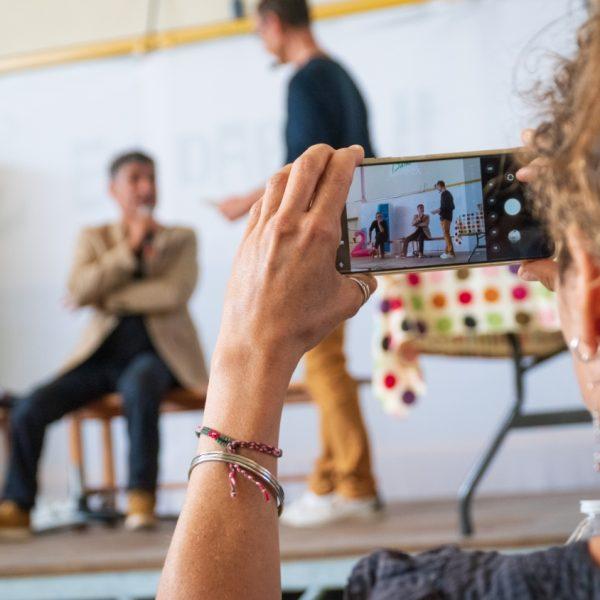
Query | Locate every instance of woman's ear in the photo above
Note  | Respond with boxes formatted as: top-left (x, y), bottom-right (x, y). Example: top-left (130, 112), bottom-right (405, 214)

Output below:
top-left (566, 225), bottom-right (600, 355)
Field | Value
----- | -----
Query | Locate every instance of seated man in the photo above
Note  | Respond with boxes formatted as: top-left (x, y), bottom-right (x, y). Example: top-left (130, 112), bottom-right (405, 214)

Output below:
top-left (401, 203), bottom-right (431, 257)
top-left (368, 212), bottom-right (389, 259)
top-left (0, 151), bottom-right (207, 538)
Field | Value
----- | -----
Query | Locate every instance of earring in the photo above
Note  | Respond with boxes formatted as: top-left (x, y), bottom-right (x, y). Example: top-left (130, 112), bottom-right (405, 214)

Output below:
top-left (569, 337), bottom-right (598, 363)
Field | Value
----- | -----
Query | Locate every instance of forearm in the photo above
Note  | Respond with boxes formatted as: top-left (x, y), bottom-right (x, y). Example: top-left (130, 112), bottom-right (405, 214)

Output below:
top-left (103, 278), bottom-right (194, 314)
top-left (68, 240), bottom-right (136, 306)
top-left (159, 144), bottom-right (374, 600)
top-left (158, 344), bottom-right (297, 600)
top-left (104, 237), bottom-right (198, 314)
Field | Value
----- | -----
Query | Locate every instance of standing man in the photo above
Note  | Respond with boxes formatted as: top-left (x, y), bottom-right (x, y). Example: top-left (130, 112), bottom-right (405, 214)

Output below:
top-left (432, 180), bottom-right (455, 259)
top-left (219, 0), bottom-right (380, 527)
top-left (0, 151), bottom-right (207, 538)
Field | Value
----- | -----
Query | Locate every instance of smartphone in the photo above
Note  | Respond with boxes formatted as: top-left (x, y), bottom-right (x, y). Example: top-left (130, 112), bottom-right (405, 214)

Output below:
top-left (336, 149), bottom-right (554, 275)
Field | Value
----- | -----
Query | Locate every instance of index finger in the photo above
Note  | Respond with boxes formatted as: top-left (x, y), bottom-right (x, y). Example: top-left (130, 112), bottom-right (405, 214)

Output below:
top-left (516, 157), bottom-right (545, 183)
top-left (309, 145), bottom-right (364, 219)
top-left (518, 259), bottom-right (558, 292)
top-left (278, 145), bottom-right (334, 216)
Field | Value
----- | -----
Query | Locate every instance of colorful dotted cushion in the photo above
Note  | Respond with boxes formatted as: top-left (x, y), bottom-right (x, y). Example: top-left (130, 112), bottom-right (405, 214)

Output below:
top-left (373, 265), bottom-right (560, 415)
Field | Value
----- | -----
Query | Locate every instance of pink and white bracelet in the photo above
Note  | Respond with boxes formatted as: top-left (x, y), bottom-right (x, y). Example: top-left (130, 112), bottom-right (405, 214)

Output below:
top-left (188, 426), bottom-right (284, 515)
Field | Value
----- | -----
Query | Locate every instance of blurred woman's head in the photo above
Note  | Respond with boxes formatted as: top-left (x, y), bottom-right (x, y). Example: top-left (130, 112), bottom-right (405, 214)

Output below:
top-left (528, 10), bottom-right (600, 408)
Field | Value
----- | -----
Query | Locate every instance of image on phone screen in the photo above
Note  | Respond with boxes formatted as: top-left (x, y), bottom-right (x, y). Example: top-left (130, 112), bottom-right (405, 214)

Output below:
top-left (337, 151), bottom-right (553, 274)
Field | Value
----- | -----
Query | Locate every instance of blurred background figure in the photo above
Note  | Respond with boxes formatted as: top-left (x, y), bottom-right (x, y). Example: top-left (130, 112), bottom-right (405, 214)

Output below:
top-left (0, 152), bottom-right (207, 538)
top-left (219, 0), bottom-right (380, 527)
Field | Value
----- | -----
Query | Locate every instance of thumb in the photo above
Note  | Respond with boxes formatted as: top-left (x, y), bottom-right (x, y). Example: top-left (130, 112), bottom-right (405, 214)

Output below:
top-left (340, 274), bottom-right (378, 319)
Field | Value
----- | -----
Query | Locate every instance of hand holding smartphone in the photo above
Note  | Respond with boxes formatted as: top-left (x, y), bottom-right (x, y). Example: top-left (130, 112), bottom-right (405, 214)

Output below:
top-left (337, 149), bottom-right (553, 275)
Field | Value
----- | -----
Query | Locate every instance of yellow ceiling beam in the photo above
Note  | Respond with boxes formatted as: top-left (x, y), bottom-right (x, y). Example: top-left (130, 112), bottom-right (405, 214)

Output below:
top-left (0, 0), bottom-right (427, 75)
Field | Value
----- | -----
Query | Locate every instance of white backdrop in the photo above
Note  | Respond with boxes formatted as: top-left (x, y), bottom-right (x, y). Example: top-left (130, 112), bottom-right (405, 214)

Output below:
top-left (0, 0), bottom-right (595, 512)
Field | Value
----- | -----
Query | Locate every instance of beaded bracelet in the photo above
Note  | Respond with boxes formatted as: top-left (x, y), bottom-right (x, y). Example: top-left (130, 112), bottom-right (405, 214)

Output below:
top-left (195, 426), bottom-right (283, 505)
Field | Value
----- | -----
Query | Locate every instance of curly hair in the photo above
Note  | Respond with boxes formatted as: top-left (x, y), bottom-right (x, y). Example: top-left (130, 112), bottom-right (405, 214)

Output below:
top-left (527, 10), bottom-right (600, 267)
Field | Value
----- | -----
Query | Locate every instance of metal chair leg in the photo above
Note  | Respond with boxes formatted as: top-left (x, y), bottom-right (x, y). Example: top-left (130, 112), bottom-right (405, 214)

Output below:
top-left (69, 416), bottom-right (121, 525)
top-left (68, 417), bottom-right (89, 513)
top-left (458, 408), bottom-right (519, 535)
top-left (458, 334), bottom-right (525, 536)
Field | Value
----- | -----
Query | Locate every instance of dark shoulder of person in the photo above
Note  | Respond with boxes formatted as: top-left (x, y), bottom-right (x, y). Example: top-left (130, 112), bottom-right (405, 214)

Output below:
top-left (345, 542), bottom-right (600, 599)
top-left (442, 189), bottom-right (454, 206)
top-left (289, 57), bottom-right (374, 158)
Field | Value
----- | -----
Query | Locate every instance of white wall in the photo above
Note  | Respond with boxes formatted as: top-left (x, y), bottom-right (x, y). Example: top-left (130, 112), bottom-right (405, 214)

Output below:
top-left (0, 0), bottom-right (593, 513)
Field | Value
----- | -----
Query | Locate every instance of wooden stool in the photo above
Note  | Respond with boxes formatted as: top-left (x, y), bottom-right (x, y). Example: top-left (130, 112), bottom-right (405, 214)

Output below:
top-left (68, 384), bottom-right (315, 520)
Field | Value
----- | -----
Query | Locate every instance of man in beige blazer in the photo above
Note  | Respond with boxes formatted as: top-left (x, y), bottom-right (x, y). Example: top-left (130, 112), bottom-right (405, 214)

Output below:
top-left (0, 151), bottom-right (207, 538)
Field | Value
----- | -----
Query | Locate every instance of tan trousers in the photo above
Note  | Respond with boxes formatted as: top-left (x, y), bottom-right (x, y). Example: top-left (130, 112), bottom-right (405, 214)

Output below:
top-left (305, 323), bottom-right (377, 499)
top-left (441, 219), bottom-right (454, 255)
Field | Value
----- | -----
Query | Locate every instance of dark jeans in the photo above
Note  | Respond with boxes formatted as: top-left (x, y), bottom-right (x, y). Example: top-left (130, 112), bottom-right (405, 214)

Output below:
top-left (3, 351), bottom-right (176, 510)
top-left (374, 235), bottom-right (387, 257)
top-left (402, 228), bottom-right (428, 256)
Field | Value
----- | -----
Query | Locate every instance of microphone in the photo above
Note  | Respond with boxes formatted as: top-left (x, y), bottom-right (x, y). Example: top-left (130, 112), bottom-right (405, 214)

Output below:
top-left (137, 205), bottom-right (155, 246)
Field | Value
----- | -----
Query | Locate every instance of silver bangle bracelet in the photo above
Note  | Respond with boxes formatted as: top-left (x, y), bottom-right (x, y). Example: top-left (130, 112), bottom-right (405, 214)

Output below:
top-left (188, 451), bottom-right (285, 516)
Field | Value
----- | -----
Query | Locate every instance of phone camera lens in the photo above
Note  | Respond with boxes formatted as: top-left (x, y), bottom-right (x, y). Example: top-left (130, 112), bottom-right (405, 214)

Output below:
top-left (489, 227), bottom-right (499, 238)
top-left (488, 212), bottom-right (499, 223)
top-left (491, 243), bottom-right (501, 253)
top-left (505, 173), bottom-right (515, 183)
top-left (508, 229), bottom-right (521, 243)
top-left (487, 197), bottom-right (497, 206)
top-left (504, 198), bottom-right (522, 216)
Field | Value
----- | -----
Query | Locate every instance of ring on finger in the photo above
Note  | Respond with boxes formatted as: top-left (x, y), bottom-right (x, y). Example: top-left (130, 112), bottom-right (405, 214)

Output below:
top-left (348, 276), bottom-right (372, 306)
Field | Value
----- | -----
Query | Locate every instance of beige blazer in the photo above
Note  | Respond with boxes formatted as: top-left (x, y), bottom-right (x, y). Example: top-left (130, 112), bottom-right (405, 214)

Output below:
top-left (412, 213), bottom-right (432, 239)
top-left (62, 223), bottom-right (208, 391)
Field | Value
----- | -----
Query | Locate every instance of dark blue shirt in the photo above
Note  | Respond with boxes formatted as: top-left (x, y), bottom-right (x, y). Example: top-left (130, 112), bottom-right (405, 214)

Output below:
top-left (345, 543), bottom-right (600, 599)
top-left (285, 56), bottom-right (374, 164)
top-left (439, 189), bottom-right (455, 221)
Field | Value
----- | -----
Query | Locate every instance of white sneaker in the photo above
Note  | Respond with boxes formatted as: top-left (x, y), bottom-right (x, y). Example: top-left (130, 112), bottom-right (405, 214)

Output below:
top-left (331, 495), bottom-right (382, 524)
top-left (281, 491), bottom-right (381, 528)
top-left (280, 491), bottom-right (336, 528)
top-left (439, 253), bottom-right (455, 259)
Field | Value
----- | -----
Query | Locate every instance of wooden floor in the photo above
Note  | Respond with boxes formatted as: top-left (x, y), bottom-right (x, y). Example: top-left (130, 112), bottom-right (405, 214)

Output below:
top-left (0, 489), bottom-right (591, 578)
top-left (351, 248), bottom-right (486, 271)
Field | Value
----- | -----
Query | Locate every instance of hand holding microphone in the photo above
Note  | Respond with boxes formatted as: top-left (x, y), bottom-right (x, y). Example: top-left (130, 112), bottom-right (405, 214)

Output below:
top-left (128, 205), bottom-right (157, 253)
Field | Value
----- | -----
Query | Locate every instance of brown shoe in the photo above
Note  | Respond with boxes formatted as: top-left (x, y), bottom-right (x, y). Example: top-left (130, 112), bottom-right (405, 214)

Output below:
top-left (125, 490), bottom-right (157, 531)
top-left (0, 500), bottom-right (31, 540)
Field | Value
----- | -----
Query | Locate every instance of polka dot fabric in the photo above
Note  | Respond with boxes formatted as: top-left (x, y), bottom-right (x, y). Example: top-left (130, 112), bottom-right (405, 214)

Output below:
top-left (374, 265), bottom-right (559, 415)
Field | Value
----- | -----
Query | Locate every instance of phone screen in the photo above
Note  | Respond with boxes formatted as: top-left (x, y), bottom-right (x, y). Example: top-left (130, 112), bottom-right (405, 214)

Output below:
top-left (337, 151), bottom-right (553, 274)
